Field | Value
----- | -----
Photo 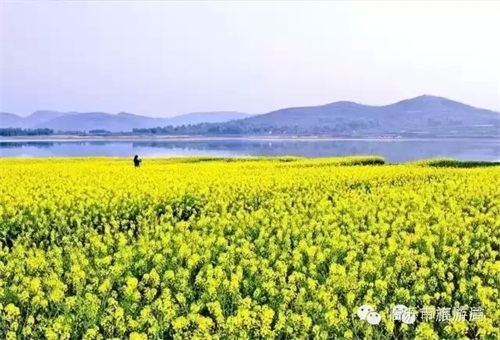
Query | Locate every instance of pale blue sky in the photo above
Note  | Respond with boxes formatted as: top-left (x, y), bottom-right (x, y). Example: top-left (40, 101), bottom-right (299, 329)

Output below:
top-left (1, 1), bottom-right (499, 117)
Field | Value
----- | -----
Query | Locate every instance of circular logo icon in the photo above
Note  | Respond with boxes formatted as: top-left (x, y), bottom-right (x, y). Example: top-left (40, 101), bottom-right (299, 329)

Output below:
top-left (357, 305), bottom-right (374, 320)
top-left (366, 311), bottom-right (382, 325)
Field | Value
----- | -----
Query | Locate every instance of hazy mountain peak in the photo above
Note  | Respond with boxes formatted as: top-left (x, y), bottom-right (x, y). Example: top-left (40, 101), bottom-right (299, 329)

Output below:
top-left (0, 112), bottom-right (20, 117)
top-left (388, 94), bottom-right (472, 112)
top-left (117, 112), bottom-right (138, 117)
top-left (413, 94), bottom-right (442, 100)
top-left (28, 110), bottom-right (61, 118)
top-left (0, 112), bottom-right (24, 128)
top-left (326, 101), bottom-right (365, 108)
top-left (0, 109), bottom-right (252, 132)
top-left (165, 111), bottom-right (252, 126)
top-left (223, 95), bottom-right (499, 136)
top-left (22, 110), bottom-right (70, 126)
top-left (187, 111), bottom-right (247, 115)
top-left (397, 94), bottom-right (464, 104)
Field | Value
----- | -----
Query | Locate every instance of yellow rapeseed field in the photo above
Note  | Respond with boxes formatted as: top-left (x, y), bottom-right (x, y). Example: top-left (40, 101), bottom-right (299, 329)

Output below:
top-left (0, 157), bottom-right (499, 339)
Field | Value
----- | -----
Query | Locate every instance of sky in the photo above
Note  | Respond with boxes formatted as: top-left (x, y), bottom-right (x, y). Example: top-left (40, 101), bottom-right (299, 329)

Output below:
top-left (1, 1), bottom-right (500, 117)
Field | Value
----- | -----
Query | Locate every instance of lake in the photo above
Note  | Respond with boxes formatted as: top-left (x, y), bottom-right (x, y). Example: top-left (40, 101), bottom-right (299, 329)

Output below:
top-left (0, 138), bottom-right (498, 163)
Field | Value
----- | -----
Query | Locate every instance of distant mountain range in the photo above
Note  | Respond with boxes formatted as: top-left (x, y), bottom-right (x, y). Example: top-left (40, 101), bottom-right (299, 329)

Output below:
top-left (219, 95), bottom-right (499, 137)
top-left (1, 95), bottom-right (499, 137)
top-left (0, 111), bottom-right (251, 132)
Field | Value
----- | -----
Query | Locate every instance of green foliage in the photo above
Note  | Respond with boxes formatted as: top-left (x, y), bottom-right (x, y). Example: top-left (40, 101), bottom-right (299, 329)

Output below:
top-left (413, 158), bottom-right (500, 168)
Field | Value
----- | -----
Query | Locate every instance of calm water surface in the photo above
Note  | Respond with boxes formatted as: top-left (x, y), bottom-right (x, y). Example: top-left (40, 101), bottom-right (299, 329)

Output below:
top-left (0, 138), bottom-right (498, 163)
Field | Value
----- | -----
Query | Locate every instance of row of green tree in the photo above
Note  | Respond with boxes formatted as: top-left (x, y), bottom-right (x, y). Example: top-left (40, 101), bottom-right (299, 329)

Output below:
top-left (0, 128), bottom-right (54, 136)
top-left (132, 121), bottom-right (377, 135)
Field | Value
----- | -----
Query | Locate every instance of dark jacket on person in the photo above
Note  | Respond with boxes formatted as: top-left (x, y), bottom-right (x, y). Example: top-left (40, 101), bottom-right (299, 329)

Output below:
top-left (133, 155), bottom-right (142, 167)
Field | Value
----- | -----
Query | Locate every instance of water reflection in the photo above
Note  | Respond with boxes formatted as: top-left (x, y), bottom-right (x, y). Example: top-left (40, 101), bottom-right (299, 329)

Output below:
top-left (0, 139), bottom-right (498, 163)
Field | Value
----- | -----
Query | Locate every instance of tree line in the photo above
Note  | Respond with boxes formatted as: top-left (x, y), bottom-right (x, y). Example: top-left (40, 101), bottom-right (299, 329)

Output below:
top-left (132, 120), bottom-right (379, 136)
top-left (0, 128), bottom-right (54, 136)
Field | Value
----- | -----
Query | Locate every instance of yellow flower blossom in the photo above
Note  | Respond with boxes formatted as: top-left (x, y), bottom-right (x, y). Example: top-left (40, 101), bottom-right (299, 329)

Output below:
top-left (0, 157), bottom-right (498, 338)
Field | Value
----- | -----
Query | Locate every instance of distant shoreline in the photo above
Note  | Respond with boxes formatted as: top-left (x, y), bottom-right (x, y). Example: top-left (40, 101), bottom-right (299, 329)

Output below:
top-left (0, 135), bottom-right (498, 143)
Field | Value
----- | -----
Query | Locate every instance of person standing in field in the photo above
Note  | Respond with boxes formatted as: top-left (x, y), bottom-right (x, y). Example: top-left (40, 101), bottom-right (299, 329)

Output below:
top-left (133, 155), bottom-right (142, 168)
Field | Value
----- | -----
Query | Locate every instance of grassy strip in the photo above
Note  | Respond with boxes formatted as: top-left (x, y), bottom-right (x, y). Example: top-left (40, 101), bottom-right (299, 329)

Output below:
top-left (412, 158), bottom-right (500, 168)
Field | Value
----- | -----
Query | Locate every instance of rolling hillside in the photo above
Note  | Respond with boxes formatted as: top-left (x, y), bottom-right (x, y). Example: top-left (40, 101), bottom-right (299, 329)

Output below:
top-left (0, 113), bottom-right (24, 128)
top-left (2, 95), bottom-right (499, 136)
top-left (166, 111), bottom-right (250, 126)
top-left (0, 111), bottom-right (251, 132)
top-left (211, 95), bottom-right (500, 136)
